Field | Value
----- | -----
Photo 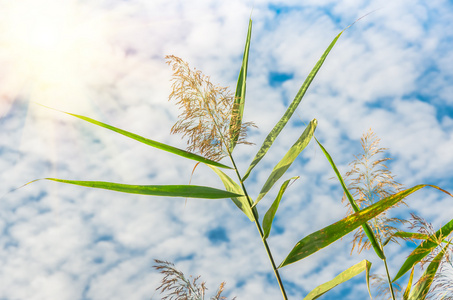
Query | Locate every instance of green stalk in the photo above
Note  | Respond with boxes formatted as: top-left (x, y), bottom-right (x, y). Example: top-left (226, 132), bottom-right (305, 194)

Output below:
top-left (228, 155), bottom-right (288, 300)
top-left (194, 76), bottom-right (288, 298)
top-left (383, 258), bottom-right (396, 300)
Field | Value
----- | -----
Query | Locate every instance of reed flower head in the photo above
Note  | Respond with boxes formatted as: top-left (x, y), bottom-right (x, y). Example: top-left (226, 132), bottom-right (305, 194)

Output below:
top-left (427, 263), bottom-right (453, 300)
top-left (166, 55), bottom-right (255, 161)
top-left (343, 129), bottom-right (406, 253)
top-left (153, 259), bottom-right (235, 300)
top-left (405, 214), bottom-right (453, 300)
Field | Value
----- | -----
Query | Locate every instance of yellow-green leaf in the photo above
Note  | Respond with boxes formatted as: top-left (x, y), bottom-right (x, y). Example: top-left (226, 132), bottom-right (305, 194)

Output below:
top-left (262, 176), bottom-right (299, 239)
top-left (230, 19), bottom-right (252, 152)
top-left (315, 137), bottom-right (385, 260)
top-left (393, 217), bottom-right (453, 282)
top-left (242, 30), bottom-right (344, 181)
top-left (403, 267), bottom-right (415, 300)
top-left (393, 232), bottom-right (430, 240)
top-left (408, 244), bottom-right (448, 300)
top-left (208, 166), bottom-right (255, 221)
top-left (279, 184), bottom-right (452, 268)
top-left (303, 260), bottom-right (372, 300)
top-left (38, 104), bottom-right (232, 169)
top-left (254, 119), bottom-right (317, 206)
top-left (41, 178), bottom-right (243, 199)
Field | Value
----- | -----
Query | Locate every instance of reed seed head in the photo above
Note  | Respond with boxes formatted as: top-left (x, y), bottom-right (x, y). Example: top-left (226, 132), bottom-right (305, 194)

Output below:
top-left (406, 214), bottom-right (453, 300)
top-left (343, 129), bottom-right (406, 253)
top-left (427, 262), bottom-right (453, 300)
top-left (166, 55), bottom-right (255, 161)
top-left (153, 259), bottom-right (235, 300)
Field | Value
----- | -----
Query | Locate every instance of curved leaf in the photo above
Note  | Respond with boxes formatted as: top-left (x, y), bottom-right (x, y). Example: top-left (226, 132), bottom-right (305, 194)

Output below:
top-left (230, 19), bottom-right (252, 152)
top-left (41, 178), bottom-right (242, 199)
top-left (384, 231), bottom-right (430, 247)
top-left (315, 137), bottom-right (385, 260)
top-left (254, 119), bottom-right (317, 206)
top-left (393, 232), bottom-right (430, 240)
top-left (303, 260), bottom-right (372, 300)
top-left (393, 217), bottom-right (453, 282)
top-left (263, 176), bottom-right (299, 239)
top-left (37, 104), bottom-right (232, 169)
top-left (279, 184), bottom-right (452, 268)
top-left (208, 166), bottom-right (255, 221)
top-left (403, 267), bottom-right (415, 300)
top-left (408, 244), bottom-right (448, 300)
top-left (242, 30), bottom-right (344, 181)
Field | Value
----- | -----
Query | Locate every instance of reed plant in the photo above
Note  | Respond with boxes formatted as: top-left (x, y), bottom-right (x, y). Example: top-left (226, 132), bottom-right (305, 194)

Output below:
top-left (152, 259), bottom-right (235, 300)
top-left (337, 130), bottom-right (453, 299)
top-left (29, 18), bottom-right (453, 299)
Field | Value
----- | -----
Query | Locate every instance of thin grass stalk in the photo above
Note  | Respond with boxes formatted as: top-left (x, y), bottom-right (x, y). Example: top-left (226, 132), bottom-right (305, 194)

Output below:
top-left (384, 258), bottom-right (397, 300)
top-left (166, 54), bottom-right (288, 297)
top-left (228, 154), bottom-right (289, 300)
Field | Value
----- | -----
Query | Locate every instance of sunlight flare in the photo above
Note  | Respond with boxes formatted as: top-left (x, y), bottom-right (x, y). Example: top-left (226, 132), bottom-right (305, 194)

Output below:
top-left (0, 0), bottom-right (112, 112)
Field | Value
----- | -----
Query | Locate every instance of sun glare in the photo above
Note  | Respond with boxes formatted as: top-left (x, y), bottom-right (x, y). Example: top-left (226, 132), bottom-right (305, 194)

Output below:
top-left (0, 0), bottom-right (111, 112)
top-left (0, 0), bottom-right (121, 164)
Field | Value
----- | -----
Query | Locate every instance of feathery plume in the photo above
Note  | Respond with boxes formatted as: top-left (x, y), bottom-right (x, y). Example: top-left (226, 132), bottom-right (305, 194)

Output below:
top-left (153, 259), bottom-right (235, 300)
top-left (343, 129), bottom-right (406, 253)
top-left (166, 55), bottom-right (255, 161)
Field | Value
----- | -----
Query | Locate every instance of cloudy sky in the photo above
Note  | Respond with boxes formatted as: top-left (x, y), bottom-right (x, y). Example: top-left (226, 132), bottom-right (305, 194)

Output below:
top-left (1, 0), bottom-right (453, 299)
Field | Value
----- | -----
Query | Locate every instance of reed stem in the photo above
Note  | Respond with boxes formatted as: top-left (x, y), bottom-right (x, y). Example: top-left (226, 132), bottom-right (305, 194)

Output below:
top-left (228, 155), bottom-right (288, 300)
top-left (384, 258), bottom-right (396, 300)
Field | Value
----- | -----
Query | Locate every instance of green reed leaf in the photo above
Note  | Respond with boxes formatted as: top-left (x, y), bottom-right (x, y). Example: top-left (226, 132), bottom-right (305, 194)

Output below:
top-left (315, 137), bottom-right (386, 260)
top-left (263, 176), bottom-right (299, 239)
top-left (242, 31), bottom-right (344, 181)
top-left (41, 178), bottom-right (242, 199)
top-left (393, 232), bottom-right (430, 240)
top-left (254, 119), bottom-right (317, 206)
top-left (393, 217), bottom-right (453, 282)
top-left (403, 267), bottom-right (415, 300)
top-left (208, 165), bottom-right (255, 221)
top-left (38, 104), bottom-right (232, 169)
top-left (408, 244), bottom-right (448, 300)
top-left (383, 229), bottom-right (448, 248)
top-left (303, 260), bottom-right (372, 300)
top-left (230, 19), bottom-right (252, 152)
top-left (279, 184), bottom-right (452, 268)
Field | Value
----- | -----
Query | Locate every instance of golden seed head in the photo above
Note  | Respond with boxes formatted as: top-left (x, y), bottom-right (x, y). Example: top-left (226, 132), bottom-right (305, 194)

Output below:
top-left (343, 129), bottom-right (406, 253)
top-left (166, 55), bottom-right (255, 161)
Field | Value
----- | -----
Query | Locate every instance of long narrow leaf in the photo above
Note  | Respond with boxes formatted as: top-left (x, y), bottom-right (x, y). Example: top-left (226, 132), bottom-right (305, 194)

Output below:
top-left (394, 232), bottom-right (430, 240)
top-left (38, 104), bottom-right (232, 169)
top-left (279, 184), bottom-right (452, 268)
top-left (254, 119), bottom-right (317, 206)
top-left (393, 217), bottom-right (453, 282)
top-left (403, 267), bottom-right (415, 300)
top-left (208, 166), bottom-right (255, 221)
top-left (263, 176), bottom-right (299, 239)
top-left (303, 260), bottom-right (372, 300)
top-left (230, 19), bottom-right (252, 152)
top-left (383, 231), bottom-right (437, 248)
top-left (408, 244), bottom-right (448, 300)
top-left (315, 137), bottom-right (385, 260)
top-left (40, 178), bottom-right (243, 199)
top-left (242, 31), bottom-right (344, 181)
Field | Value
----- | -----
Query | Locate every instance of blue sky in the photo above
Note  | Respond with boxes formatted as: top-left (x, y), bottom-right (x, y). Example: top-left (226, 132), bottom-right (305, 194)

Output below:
top-left (1, 0), bottom-right (453, 299)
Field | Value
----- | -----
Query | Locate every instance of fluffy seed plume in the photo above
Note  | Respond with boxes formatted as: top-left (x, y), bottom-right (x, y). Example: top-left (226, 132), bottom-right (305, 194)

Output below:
top-left (405, 214), bottom-right (453, 300)
top-left (166, 55), bottom-right (255, 161)
top-left (427, 262), bottom-right (453, 300)
top-left (153, 259), bottom-right (235, 300)
top-left (343, 129), bottom-right (406, 253)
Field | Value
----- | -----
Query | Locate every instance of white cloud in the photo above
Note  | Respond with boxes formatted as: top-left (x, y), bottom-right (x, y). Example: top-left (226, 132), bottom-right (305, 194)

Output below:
top-left (1, 0), bottom-right (453, 299)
